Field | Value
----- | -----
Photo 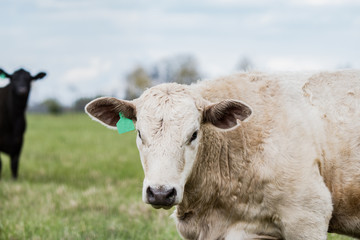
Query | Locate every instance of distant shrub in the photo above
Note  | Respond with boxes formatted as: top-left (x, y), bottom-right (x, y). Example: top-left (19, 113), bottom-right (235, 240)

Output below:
top-left (43, 98), bottom-right (63, 115)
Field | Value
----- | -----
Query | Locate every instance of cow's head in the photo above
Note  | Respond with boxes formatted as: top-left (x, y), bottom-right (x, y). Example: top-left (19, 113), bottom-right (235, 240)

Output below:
top-left (85, 83), bottom-right (252, 209)
top-left (0, 68), bottom-right (46, 96)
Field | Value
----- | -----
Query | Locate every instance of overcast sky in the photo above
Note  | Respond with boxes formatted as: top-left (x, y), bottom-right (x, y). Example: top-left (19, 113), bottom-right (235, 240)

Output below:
top-left (1, 0), bottom-right (359, 105)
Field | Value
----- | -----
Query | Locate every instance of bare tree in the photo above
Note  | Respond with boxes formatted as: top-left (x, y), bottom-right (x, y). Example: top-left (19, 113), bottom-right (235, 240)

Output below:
top-left (237, 56), bottom-right (254, 72)
top-left (124, 55), bottom-right (201, 100)
top-left (152, 55), bottom-right (201, 85)
top-left (173, 55), bottom-right (201, 84)
top-left (125, 66), bottom-right (152, 100)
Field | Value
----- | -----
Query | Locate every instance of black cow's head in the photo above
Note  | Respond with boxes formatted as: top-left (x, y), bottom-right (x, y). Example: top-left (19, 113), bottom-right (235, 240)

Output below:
top-left (0, 68), bottom-right (46, 96)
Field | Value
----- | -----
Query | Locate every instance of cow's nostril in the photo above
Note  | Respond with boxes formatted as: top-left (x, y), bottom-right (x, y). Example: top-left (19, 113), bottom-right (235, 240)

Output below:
top-left (166, 188), bottom-right (176, 200)
top-left (146, 186), bottom-right (155, 201)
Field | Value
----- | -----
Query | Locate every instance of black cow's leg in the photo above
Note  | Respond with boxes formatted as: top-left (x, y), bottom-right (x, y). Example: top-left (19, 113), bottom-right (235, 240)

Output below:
top-left (0, 154), bottom-right (2, 179)
top-left (11, 136), bottom-right (24, 179)
top-left (10, 153), bottom-right (20, 179)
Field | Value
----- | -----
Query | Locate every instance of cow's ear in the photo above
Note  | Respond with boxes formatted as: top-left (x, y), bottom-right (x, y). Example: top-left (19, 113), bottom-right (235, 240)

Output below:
top-left (203, 100), bottom-right (252, 130)
top-left (32, 72), bottom-right (46, 80)
top-left (0, 68), bottom-right (11, 78)
top-left (85, 97), bottom-right (136, 129)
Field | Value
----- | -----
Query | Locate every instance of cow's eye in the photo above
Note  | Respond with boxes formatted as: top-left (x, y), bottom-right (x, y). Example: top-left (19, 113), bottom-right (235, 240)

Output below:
top-left (137, 130), bottom-right (142, 140)
top-left (189, 130), bottom-right (198, 143)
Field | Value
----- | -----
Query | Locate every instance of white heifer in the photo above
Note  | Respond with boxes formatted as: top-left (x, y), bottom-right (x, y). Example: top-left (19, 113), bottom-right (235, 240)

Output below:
top-left (86, 70), bottom-right (360, 240)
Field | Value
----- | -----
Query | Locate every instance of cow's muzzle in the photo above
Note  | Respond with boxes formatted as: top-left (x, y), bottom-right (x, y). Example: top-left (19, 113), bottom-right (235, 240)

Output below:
top-left (146, 186), bottom-right (177, 209)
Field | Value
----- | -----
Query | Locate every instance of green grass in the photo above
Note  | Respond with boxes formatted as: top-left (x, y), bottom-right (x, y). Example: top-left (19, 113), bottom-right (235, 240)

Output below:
top-left (0, 114), bottom-right (355, 239)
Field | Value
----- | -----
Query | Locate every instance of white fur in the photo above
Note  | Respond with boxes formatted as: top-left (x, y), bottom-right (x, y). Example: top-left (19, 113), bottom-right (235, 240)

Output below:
top-left (133, 87), bottom-right (202, 205)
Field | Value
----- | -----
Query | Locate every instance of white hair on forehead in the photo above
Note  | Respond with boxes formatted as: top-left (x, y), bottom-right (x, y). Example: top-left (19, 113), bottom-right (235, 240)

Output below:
top-left (136, 83), bottom-right (201, 115)
top-left (134, 83), bottom-right (202, 139)
top-left (136, 83), bottom-right (192, 104)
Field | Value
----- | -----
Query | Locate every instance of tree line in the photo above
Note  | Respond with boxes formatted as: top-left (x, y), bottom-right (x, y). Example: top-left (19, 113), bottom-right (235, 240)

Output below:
top-left (29, 55), bottom-right (253, 114)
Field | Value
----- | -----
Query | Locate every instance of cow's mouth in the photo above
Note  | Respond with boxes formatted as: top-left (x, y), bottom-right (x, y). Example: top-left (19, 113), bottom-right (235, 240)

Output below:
top-left (150, 204), bottom-right (174, 210)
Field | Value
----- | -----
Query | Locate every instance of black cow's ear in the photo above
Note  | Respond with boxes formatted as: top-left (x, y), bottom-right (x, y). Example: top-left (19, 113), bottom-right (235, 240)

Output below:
top-left (0, 68), bottom-right (11, 78)
top-left (32, 72), bottom-right (46, 80)
top-left (85, 97), bottom-right (136, 129)
top-left (203, 100), bottom-right (252, 130)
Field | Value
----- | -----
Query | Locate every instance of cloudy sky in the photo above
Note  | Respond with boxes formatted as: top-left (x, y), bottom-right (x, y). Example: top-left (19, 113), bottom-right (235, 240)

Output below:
top-left (1, 0), bottom-right (359, 105)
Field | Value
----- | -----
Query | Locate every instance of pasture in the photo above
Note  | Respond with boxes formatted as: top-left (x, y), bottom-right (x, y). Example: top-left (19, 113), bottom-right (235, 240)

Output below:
top-left (0, 114), bottom-right (354, 239)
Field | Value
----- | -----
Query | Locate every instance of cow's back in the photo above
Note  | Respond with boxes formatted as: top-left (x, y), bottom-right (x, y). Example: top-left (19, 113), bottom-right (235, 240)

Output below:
top-left (303, 70), bottom-right (360, 123)
top-left (303, 70), bottom-right (360, 236)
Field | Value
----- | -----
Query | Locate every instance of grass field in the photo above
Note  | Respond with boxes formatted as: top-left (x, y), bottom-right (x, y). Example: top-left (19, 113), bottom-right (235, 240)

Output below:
top-left (0, 114), bottom-right (355, 239)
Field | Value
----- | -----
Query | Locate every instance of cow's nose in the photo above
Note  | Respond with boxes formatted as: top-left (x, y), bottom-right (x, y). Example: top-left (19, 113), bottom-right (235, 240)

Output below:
top-left (17, 87), bottom-right (28, 95)
top-left (146, 186), bottom-right (177, 208)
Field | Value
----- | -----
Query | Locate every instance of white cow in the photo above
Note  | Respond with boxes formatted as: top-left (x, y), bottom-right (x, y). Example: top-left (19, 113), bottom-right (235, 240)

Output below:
top-left (86, 70), bottom-right (360, 240)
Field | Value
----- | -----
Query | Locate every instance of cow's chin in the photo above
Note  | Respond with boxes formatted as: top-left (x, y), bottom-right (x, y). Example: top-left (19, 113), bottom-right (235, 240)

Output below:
top-left (150, 204), bottom-right (174, 210)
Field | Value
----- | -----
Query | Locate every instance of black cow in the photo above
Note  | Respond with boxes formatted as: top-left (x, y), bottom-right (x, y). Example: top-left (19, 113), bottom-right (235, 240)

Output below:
top-left (0, 68), bottom-right (46, 179)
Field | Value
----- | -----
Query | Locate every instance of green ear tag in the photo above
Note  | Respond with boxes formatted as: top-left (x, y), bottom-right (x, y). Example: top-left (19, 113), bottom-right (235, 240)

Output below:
top-left (0, 73), bottom-right (5, 79)
top-left (116, 113), bottom-right (135, 134)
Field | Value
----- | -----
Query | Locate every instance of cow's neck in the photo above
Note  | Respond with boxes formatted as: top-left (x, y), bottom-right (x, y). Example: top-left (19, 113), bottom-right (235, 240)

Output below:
top-left (11, 90), bottom-right (29, 115)
top-left (177, 123), bottom-right (267, 219)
